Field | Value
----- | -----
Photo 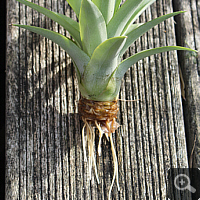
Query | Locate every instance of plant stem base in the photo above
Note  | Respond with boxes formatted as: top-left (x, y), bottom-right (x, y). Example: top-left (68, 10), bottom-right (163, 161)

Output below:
top-left (78, 98), bottom-right (120, 199)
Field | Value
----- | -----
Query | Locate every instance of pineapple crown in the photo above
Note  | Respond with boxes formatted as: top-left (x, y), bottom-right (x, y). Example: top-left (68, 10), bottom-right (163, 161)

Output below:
top-left (14, 0), bottom-right (196, 101)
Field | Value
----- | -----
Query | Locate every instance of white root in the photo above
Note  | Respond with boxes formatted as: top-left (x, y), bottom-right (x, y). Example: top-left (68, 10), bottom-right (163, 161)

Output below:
top-left (95, 120), bottom-right (103, 156)
top-left (108, 134), bottom-right (120, 200)
top-left (83, 119), bottom-right (100, 184)
top-left (82, 119), bottom-right (120, 199)
top-left (82, 123), bottom-right (87, 162)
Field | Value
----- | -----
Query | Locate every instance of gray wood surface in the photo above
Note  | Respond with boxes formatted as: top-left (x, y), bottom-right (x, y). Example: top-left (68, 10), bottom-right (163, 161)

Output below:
top-left (173, 0), bottom-right (200, 169)
top-left (6, 0), bottom-right (198, 199)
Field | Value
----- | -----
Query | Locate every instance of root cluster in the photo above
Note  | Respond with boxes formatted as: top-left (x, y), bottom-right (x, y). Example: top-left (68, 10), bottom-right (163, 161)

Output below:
top-left (78, 98), bottom-right (120, 199)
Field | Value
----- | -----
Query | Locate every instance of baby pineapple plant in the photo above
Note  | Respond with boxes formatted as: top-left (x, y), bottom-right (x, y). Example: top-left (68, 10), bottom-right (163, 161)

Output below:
top-left (14, 0), bottom-right (196, 198)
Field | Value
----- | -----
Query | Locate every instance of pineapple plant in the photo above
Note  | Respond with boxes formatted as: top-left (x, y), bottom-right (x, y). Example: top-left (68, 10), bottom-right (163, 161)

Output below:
top-left (13, 0), bottom-right (196, 198)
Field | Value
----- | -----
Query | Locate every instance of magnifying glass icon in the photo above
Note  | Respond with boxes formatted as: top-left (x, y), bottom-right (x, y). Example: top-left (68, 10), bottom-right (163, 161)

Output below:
top-left (174, 174), bottom-right (196, 193)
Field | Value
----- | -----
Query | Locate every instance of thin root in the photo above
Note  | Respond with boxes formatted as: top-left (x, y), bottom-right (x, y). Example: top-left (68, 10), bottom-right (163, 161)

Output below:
top-left (82, 118), bottom-right (100, 184)
top-left (108, 134), bottom-right (120, 200)
top-left (95, 120), bottom-right (103, 156)
top-left (82, 123), bottom-right (87, 162)
top-left (82, 118), bottom-right (120, 199)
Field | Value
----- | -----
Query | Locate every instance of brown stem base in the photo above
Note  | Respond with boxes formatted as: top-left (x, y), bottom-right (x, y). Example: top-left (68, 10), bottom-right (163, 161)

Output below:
top-left (78, 98), bottom-right (120, 199)
top-left (78, 98), bottom-right (120, 136)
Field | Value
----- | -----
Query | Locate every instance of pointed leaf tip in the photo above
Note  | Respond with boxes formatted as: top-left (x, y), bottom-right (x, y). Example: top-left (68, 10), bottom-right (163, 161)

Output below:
top-left (120, 11), bottom-right (187, 56)
top-left (16, 0), bottom-right (81, 46)
top-left (14, 24), bottom-right (90, 75)
top-left (116, 46), bottom-right (197, 80)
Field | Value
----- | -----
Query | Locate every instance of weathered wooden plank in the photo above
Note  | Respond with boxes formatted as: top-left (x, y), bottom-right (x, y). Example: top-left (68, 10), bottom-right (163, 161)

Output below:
top-left (25, 2), bottom-right (35, 198)
top-left (19, 2), bottom-right (27, 199)
top-left (173, 0), bottom-right (200, 168)
top-left (38, 0), bottom-right (49, 198)
top-left (6, 0), bottom-right (193, 199)
top-left (6, 0), bottom-right (20, 199)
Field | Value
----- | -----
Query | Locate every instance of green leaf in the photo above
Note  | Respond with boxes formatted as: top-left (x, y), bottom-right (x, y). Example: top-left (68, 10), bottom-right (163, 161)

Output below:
top-left (16, 0), bottom-right (81, 46)
top-left (125, 23), bottom-right (143, 35)
top-left (92, 0), bottom-right (115, 24)
top-left (115, 46), bottom-right (197, 80)
top-left (82, 76), bottom-right (120, 101)
top-left (121, 0), bottom-right (156, 35)
top-left (120, 11), bottom-right (185, 56)
top-left (81, 36), bottom-right (127, 98)
top-left (55, 13), bottom-right (79, 31)
top-left (14, 24), bottom-right (90, 75)
top-left (114, 0), bottom-right (121, 14)
top-left (79, 0), bottom-right (107, 56)
top-left (107, 0), bottom-right (142, 38)
top-left (66, 0), bottom-right (82, 19)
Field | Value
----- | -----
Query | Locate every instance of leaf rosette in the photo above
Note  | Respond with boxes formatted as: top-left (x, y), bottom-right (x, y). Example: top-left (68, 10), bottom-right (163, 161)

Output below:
top-left (14, 0), bottom-right (196, 101)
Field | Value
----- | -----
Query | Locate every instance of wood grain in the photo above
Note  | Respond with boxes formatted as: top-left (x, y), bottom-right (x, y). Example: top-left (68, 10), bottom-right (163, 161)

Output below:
top-left (173, 0), bottom-right (200, 170)
top-left (6, 0), bottom-right (196, 199)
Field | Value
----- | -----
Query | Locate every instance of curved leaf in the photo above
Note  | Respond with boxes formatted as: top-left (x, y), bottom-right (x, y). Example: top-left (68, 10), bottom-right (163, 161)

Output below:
top-left (115, 46), bottom-right (197, 80)
top-left (66, 0), bottom-right (82, 19)
top-left (125, 23), bottom-right (143, 35)
top-left (114, 0), bottom-right (122, 14)
top-left (14, 24), bottom-right (90, 75)
top-left (79, 0), bottom-right (107, 56)
top-left (107, 0), bottom-right (142, 38)
top-left (121, 0), bottom-right (156, 35)
top-left (120, 11), bottom-right (185, 56)
top-left (82, 36), bottom-right (127, 97)
top-left (55, 13), bottom-right (79, 31)
top-left (16, 0), bottom-right (81, 46)
top-left (92, 0), bottom-right (115, 24)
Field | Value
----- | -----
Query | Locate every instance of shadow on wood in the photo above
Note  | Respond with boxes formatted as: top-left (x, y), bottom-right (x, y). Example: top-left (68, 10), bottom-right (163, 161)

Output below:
top-left (6, 0), bottom-right (195, 199)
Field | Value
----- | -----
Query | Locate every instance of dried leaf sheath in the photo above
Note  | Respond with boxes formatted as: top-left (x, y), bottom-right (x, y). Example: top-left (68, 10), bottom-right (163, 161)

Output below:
top-left (78, 98), bottom-right (120, 134)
